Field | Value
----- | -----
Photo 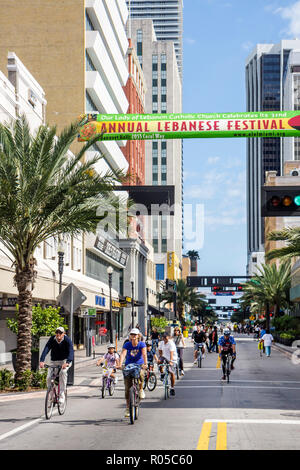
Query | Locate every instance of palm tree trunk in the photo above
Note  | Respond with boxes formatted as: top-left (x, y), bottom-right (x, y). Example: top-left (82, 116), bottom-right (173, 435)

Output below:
top-left (265, 301), bottom-right (270, 331)
top-left (14, 262), bottom-right (35, 381)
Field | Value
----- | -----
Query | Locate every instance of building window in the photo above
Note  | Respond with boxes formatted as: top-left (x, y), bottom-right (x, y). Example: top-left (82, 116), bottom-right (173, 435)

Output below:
top-left (156, 264), bottom-right (165, 280)
top-left (86, 91), bottom-right (98, 112)
top-left (137, 29), bottom-right (142, 56)
top-left (85, 11), bottom-right (95, 31)
top-left (85, 52), bottom-right (96, 71)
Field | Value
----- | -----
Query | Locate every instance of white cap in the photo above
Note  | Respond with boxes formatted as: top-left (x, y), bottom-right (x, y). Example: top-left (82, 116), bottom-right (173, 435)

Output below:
top-left (130, 328), bottom-right (140, 335)
top-left (56, 327), bottom-right (65, 333)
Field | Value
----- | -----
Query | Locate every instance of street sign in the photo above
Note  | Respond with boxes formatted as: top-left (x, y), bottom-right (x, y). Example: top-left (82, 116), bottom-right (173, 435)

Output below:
top-left (57, 283), bottom-right (87, 313)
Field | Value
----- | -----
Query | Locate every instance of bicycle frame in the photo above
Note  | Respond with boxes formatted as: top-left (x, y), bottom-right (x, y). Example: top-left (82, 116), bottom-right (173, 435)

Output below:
top-left (129, 376), bottom-right (140, 424)
top-left (44, 365), bottom-right (67, 419)
top-left (195, 343), bottom-right (204, 368)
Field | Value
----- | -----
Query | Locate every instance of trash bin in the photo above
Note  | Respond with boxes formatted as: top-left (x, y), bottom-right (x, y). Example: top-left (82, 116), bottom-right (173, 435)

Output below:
top-left (67, 357), bottom-right (75, 386)
top-left (183, 329), bottom-right (189, 338)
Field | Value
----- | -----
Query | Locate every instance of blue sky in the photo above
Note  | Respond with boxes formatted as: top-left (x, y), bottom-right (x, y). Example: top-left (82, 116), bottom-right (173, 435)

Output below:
top-left (182, 0), bottom-right (300, 276)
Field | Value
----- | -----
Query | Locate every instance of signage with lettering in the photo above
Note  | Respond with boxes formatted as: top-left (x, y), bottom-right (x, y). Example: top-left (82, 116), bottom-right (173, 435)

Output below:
top-left (94, 235), bottom-right (128, 267)
top-left (95, 295), bottom-right (106, 307)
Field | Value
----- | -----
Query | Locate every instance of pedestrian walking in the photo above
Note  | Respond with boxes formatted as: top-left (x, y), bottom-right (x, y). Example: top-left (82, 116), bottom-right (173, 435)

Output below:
top-left (209, 326), bottom-right (218, 353)
top-left (172, 327), bottom-right (185, 375)
top-left (261, 329), bottom-right (274, 357)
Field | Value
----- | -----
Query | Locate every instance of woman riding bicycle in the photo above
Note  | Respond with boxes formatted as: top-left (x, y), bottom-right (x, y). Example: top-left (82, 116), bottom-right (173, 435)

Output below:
top-left (118, 328), bottom-right (147, 418)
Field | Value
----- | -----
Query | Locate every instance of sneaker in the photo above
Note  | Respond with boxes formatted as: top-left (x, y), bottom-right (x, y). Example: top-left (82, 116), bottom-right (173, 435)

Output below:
top-left (193, 360), bottom-right (197, 364)
top-left (221, 375), bottom-right (226, 380)
top-left (124, 408), bottom-right (130, 418)
top-left (160, 373), bottom-right (165, 381)
top-left (181, 370), bottom-right (185, 376)
top-left (114, 377), bottom-right (118, 384)
top-left (170, 388), bottom-right (175, 396)
top-left (231, 365), bottom-right (235, 370)
top-left (139, 389), bottom-right (145, 399)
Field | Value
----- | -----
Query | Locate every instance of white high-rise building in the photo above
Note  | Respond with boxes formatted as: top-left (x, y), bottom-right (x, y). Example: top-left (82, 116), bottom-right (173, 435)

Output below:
top-left (126, 0), bottom-right (183, 79)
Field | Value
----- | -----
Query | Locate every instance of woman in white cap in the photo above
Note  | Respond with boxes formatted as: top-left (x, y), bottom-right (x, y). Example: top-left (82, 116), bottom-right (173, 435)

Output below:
top-left (118, 328), bottom-right (147, 418)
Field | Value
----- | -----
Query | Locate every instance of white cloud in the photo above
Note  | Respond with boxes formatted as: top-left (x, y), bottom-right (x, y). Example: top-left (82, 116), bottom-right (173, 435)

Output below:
top-left (185, 185), bottom-right (216, 200)
top-left (207, 156), bottom-right (220, 165)
top-left (241, 40), bottom-right (254, 51)
top-left (276, 1), bottom-right (300, 37)
top-left (185, 37), bottom-right (196, 45)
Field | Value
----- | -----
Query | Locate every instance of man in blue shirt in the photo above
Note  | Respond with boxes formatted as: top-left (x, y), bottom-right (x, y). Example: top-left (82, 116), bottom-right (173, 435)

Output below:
top-left (218, 329), bottom-right (236, 380)
top-left (40, 327), bottom-right (74, 403)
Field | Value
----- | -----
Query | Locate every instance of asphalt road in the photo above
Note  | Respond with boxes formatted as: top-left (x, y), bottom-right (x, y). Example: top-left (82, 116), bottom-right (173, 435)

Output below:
top-left (1, 334), bottom-right (300, 451)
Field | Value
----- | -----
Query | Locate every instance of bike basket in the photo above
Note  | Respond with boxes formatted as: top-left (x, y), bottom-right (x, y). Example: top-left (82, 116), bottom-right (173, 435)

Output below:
top-left (123, 364), bottom-right (141, 378)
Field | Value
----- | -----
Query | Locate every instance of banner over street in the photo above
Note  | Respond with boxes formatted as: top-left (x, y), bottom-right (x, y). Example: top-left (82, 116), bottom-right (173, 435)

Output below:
top-left (78, 111), bottom-right (300, 141)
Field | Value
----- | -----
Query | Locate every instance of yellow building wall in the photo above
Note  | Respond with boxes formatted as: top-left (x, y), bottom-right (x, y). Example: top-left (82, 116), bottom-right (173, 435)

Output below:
top-left (167, 251), bottom-right (181, 280)
top-left (0, 0), bottom-right (85, 153)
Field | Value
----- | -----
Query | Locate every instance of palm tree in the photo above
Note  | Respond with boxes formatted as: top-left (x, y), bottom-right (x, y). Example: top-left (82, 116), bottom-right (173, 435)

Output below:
top-left (186, 250), bottom-right (200, 260)
top-left (160, 279), bottom-right (206, 322)
top-left (241, 261), bottom-right (291, 329)
top-left (0, 116), bottom-right (125, 381)
top-left (266, 226), bottom-right (300, 261)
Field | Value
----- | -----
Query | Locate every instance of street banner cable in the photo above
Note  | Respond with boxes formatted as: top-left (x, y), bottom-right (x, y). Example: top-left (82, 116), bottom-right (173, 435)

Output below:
top-left (78, 111), bottom-right (300, 141)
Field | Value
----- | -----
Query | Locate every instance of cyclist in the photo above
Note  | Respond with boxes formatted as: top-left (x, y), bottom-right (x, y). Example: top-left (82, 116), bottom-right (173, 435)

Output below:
top-left (96, 344), bottom-right (119, 384)
top-left (39, 327), bottom-right (74, 404)
top-left (192, 324), bottom-right (206, 364)
top-left (146, 340), bottom-right (159, 369)
top-left (158, 332), bottom-right (178, 396)
top-left (218, 328), bottom-right (236, 380)
top-left (118, 328), bottom-right (147, 418)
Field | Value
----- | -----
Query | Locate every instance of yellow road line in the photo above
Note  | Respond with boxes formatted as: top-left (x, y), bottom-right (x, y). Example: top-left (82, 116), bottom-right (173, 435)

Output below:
top-left (196, 422), bottom-right (212, 450)
top-left (216, 356), bottom-right (221, 368)
top-left (216, 422), bottom-right (227, 450)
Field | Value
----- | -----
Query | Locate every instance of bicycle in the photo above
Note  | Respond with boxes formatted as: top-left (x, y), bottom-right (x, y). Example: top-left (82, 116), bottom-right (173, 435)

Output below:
top-left (44, 365), bottom-right (67, 420)
top-left (223, 352), bottom-right (232, 383)
top-left (143, 364), bottom-right (157, 392)
top-left (101, 365), bottom-right (116, 398)
top-left (123, 364), bottom-right (141, 425)
top-left (195, 342), bottom-right (204, 368)
top-left (160, 360), bottom-right (171, 400)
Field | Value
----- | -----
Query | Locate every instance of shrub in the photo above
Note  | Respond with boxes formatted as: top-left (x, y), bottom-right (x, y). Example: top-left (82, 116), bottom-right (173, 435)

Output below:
top-left (31, 368), bottom-right (47, 389)
top-left (0, 369), bottom-right (14, 390)
top-left (15, 370), bottom-right (32, 391)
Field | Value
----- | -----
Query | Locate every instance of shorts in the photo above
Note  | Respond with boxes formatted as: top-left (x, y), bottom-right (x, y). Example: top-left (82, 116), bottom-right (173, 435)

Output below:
top-left (194, 342), bottom-right (204, 351)
top-left (124, 368), bottom-right (145, 400)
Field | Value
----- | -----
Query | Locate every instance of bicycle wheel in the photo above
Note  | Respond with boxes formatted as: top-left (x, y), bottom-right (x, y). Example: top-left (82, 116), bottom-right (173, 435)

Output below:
top-left (147, 372), bottom-right (157, 392)
top-left (109, 380), bottom-right (115, 396)
top-left (226, 357), bottom-right (231, 383)
top-left (58, 389), bottom-right (67, 415)
top-left (45, 386), bottom-right (55, 420)
top-left (129, 386), bottom-right (135, 424)
top-left (176, 363), bottom-right (180, 379)
top-left (143, 373), bottom-right (147, 390)
top-left (164, 375), bottom-right (170, 400)
top-left (197, 351), bottom-right (202, 368)
top-left (134, 392), bottom-right (140, 420)
top-left (101, 378), bottom-right (106, 398)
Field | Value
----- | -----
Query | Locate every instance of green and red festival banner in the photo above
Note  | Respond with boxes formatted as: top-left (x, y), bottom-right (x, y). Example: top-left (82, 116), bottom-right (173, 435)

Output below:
top-left (78, 111), bottom-right (300, 141)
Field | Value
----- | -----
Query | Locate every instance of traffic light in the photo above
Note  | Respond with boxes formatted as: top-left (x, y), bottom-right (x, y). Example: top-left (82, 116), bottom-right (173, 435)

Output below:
top-left (262, 186), bottom-right (300, 216)
top-left (231, 299), bottom-right (240, 304)
top-left (211, 286), bottom-right (223, 292)
top-left (236, 285), bottom-right (243, 292)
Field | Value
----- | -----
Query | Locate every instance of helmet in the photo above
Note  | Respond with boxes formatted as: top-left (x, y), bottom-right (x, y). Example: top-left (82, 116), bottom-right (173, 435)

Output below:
top-left (224, 329), bottom-right (230, 336)
top-left (107, 343), bottom-right (115, 349)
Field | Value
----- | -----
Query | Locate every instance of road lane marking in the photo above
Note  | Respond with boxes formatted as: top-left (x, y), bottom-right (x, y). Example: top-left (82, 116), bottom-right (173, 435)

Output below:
top-left (196, 422), bottom-right (212, 450)
top-left (216, 422), bottom-right (227, 450)
top-left (205, 419), bottom-right (300, 425)
top-left (0, 418), bottom-right (42, 442)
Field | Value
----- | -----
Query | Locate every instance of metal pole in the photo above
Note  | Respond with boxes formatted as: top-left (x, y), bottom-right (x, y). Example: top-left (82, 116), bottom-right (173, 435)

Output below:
top-left (131, 280), bottom-right (134, 328)
top-left (58, 251), bottom-right (64, 294)
top-left (70, 283), bottom-right (74, 344)
top-left (109, 273), bottom-right (113, 344)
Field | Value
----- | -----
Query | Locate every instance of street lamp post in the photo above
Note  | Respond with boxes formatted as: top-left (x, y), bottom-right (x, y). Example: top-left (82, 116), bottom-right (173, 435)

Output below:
top-left (57, 241), bottom-right (65, 294)
top-left (130, 277), bottom-right (134, 328)
top-left (107, 266), bottom-right (113, 344)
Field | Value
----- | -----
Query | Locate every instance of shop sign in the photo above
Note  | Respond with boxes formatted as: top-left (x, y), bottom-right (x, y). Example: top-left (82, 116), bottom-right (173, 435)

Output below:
top-left (95, 295), bottom-right (106, 307)
top-left (94, 235), bottom-right (128, 267)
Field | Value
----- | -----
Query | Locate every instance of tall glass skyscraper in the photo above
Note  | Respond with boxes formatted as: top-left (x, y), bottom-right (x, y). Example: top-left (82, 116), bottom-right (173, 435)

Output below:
top-left (245, 40), bottom-right (300, 275)
top-left (126, 0), bottom-right (183, 79)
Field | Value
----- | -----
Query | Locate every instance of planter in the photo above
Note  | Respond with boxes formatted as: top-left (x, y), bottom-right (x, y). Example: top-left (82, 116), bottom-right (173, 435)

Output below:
top-left (11, 350), bottom-right (40, 372)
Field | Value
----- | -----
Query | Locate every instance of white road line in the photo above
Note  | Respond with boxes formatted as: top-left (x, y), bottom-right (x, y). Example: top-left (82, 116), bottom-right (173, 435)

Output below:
top-left (0, 418), bottom-right (42, 442)
top-left (174, 385), bottom-right (300, 390)
top-left (205, 419), bottom-right (300, 425)
top-left (180, 379), bottom-right (300, 384)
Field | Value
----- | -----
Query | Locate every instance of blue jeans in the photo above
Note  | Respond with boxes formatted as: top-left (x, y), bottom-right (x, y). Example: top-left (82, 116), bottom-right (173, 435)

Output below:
top-left (265, 346), bottom-right (271, 356)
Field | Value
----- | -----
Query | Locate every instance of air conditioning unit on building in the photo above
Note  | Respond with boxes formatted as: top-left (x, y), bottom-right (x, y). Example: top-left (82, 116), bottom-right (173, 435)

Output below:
top-left (290, 168), bottom-right (300, 177)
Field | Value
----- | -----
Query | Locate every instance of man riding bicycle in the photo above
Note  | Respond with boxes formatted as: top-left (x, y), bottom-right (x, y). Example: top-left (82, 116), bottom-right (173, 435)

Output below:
top-left (192, 325), bottom-right (207, 364)
top-left (39, 327), bottom-right (74, 404)
top-left (218, 328), bottom-right (236, 380)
